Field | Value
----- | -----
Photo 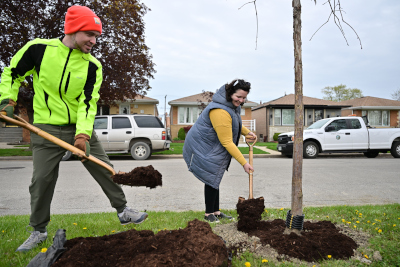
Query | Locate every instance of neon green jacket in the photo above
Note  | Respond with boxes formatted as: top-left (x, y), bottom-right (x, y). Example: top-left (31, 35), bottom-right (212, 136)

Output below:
top-left (0, 37), bottom-right (102, 137)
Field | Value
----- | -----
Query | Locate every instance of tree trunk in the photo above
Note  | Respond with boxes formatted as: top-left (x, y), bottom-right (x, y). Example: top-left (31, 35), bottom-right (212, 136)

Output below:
top-left (291, 0), bottom-right (304, 217)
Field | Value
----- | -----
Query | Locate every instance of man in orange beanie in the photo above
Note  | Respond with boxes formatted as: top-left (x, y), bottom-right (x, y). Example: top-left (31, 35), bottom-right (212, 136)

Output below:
top-left (0, 5), bottom-right (148, 252)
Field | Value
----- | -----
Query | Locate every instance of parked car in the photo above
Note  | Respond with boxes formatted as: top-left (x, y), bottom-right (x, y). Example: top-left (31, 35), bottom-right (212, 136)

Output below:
top-left (277, 116), bottom-right (400, 159)
top-left (62, 115), bottom-right (171, 161)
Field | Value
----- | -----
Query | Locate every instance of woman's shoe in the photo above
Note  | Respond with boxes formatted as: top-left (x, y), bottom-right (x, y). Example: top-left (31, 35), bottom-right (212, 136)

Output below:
top-left (204, 214), bottom-right (220, 223)
top-left (215, 212), bottom-right (233, 220)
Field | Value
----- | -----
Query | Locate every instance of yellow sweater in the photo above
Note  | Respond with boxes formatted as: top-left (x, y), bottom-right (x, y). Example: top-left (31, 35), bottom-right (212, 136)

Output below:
top-left (209, 109), bottom-right (251, 166)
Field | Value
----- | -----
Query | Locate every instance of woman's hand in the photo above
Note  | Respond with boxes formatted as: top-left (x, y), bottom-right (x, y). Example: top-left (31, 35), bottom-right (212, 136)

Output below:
top-left (243, 163), bottom-right (254, 174)
top-left (245, 132), bottom-right (257, 142)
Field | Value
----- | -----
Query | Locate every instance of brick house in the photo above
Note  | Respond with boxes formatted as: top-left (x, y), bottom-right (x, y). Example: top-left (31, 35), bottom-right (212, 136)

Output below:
top-left (252, 94), bottom-right (351, 142)
top-left (168, 92), bottom-right (258, 139)
top-left (339, 96), bottom-right (400, 128)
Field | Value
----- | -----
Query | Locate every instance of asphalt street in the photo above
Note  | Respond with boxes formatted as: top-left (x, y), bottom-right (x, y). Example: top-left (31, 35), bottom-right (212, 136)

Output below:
top-left (0, 156), bottom-right (399, 216)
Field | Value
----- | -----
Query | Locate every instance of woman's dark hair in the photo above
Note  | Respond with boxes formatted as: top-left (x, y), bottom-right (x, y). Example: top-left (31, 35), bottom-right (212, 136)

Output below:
top-left (225, 79), bottom-right (251, 103)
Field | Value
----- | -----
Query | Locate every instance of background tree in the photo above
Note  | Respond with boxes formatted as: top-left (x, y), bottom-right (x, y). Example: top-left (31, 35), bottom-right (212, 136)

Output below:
top-left (0, 0), bottom-right (156, 121)
top-left (391, 88), bottom-right (400, 101)
top-left (322, 84), bottom-right (363, 101)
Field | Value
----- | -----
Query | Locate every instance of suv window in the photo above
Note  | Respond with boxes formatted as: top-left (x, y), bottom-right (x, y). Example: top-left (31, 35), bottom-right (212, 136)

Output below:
top-left (112, 117), bottom-right (132, 129)
top-left (134, 116), bottom-right (164, 128)
top-left (327, 119), bottom-right (348, 131)
top-left (94, 117), bottom-right (108, 129)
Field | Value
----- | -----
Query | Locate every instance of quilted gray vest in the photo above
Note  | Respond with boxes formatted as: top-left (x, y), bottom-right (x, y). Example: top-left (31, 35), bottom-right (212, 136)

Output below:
top-left (183, 85), bottom-right (242, 189)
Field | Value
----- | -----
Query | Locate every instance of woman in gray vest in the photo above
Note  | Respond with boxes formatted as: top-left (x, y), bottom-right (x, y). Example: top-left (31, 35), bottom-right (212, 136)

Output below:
top-left (183, 79), bottom-right (256, 223)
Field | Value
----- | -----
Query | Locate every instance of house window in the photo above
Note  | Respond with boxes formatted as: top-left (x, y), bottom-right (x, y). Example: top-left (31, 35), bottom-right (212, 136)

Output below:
top-left (282, 109), bottom-right (295, 125)
top-left (241, 108), bottom-right (245, 116)
top-left (120, 104), bottom-right (130, 114)
top-left (178, 106), bottom-right (200, 124)
top-left (134, 104), bottom-right (138, 109)
top-left (362, 110), bottom-right (389, 126)
top-left (315, 109), bottom-right (323, 122)
top-left (274, 109), bottom-right (281, 125)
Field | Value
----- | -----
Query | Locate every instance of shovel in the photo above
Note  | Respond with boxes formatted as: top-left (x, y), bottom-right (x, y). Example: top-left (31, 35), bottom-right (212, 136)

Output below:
top-left (0, 112), bottom-right (116, 175)
top-left (239, 135), bottom-right (258, 202)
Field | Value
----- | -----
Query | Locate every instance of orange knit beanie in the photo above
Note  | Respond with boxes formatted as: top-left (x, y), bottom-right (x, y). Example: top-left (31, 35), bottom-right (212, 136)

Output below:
top-left (64, 5), bottom-right (102, 35)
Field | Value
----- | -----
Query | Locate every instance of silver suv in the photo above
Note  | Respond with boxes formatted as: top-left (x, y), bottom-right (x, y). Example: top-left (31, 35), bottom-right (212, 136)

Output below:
top-left (62, 115), bottom-right (170, 160)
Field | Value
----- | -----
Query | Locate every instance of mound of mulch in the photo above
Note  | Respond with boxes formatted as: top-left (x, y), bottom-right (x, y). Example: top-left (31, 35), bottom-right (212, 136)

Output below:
top-left (52, 219), bottom-right (228, 267)
top-left (235, 198), bottom-right (358, 262)
top-left (112, 165), bottom-right (162, 189)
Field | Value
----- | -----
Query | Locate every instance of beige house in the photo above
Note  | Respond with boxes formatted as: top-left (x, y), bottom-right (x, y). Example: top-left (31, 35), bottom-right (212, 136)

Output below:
top-left (252, 94), bottom-right (350, 142)
top-left (97, 95), bottom-right (159, 116)
top-left (339, 96), bottom-right (400, 128)
top-left (168, 92), bottom-right (258, 139)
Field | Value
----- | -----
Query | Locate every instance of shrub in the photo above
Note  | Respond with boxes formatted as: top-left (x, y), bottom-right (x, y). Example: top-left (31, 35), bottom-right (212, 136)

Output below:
top-left (273, 133), bottom-right (281, 141)
top-left (178, 128), bottom-right (186, 140)
top-left (173, 137), bottom-right (181, 141)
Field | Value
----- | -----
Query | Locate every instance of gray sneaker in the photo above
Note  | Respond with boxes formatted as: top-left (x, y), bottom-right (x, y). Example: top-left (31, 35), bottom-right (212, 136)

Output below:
top-left (16, 230), bottom-right (47, 252)
top-left (118, 207), bottom-right (148, 225)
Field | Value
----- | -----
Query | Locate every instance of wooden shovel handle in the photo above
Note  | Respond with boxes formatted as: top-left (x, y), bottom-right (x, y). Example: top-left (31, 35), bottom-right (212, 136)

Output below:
top-left (246, 136), bottom-right (257, 199)
top-left (0, 112), bottom-right (116, 175)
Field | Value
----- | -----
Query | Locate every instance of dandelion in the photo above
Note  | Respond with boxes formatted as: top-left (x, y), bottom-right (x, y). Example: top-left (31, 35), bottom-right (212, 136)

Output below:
top-left (359, 213), bottom-right (362, 216)
top-left (393, 224), bottom-right (396, 227)
top-left (347, 222), bottom-right (351, 224)
top-left (372, 223), bottom-right (376, 225)
top-left (378, 229), bottom-right (382, 233)
top-left (2, 230), bottom-right (4, 233)
top-left (356, 221), bottom-right (360, 224)
top-left (342, 219), bottom-right (345, 222)
top-left (354, 225), bottom-right (357, 228)
top-left (111, 230), bottom-right (115, 233)
top-left (327, 255), bottom-right (332, 259)
top-left (73, 223), bottom-right (77, 225)
top-left (265, 209), bottom-right (268, 213)
top-left (280, 208), bottom-right (284, 211)
top-left (375, 227), bottom-right (379, 230)
top-left (262, 259), bottom-right (268, 263)
top-left (355, 210), bottom-right (358, 213)
top-left (364, 254), bottom-right (369, 259)
top-left (245, 262), bottom-right (251, 267)
top-left (384, 213), bottom-right (386, 216)
top-left (326, 216), bottom-right (329, 218)
top-left (367, 221), bottom-right (371, 223)
top-left (41, 248), bottom-right (47, 253)
top-left (83, 227), bottom-right (87, 230)
top-left (164, 228), bottom-right (167, 230)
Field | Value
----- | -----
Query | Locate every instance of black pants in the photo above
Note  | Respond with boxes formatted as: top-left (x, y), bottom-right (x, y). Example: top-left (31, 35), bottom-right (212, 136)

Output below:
top-left (204, 184), bottom-right (219, 213)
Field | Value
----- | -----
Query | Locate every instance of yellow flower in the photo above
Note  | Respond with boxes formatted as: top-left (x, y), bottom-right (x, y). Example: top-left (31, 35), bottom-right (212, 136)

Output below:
top-left (393, 224), bottom-right (396, 227)
top-left (111, 230), bottom-right (115, 233)
top-left (245, 262), bottom-right (251, 267)
top-left (355, 210), bottom-right (358, 213)
top-left (326, 216), bottom-right (329, 218)
top-left (164, 228), bottom-right (167, 230)
top-left (265, 209), bottom-right (268, 213)
top-left (354, 225), bottom-right (357, 228)
top-left (367, 221), bottom-right (371, 223)
top-left (262, 259), bottom-right (268, 263)
top-left (83, 227), bottom-right (87, 230)
top-left (356, 221), bottom-right (360, 223)
top-left (372, 223), bottom-right (376, 225)
top-left (375, 227), bottom-right (379, 230)
top-left (280, 208), bottom-right (284, 211)
top-left (359, 213), bottom-right (362, 215)
top-left (384, 213), bottom-right (386, 216)
top-left (327, 255), bottom-right (332, 259)
top-left (378, 229), bottom-right (382, 233)
top-left (73, 223), bottom-right (77, 225)
top-left (2, 230), bottom-right (4, 233)
top-left (364, 254), bottom-right (369, 259)
top-left (342, 219), bottom-right (345, 222)
top-left (347, 222), bottom-right (351, 224)
top-left (41, 248), bottom-right (47, 253)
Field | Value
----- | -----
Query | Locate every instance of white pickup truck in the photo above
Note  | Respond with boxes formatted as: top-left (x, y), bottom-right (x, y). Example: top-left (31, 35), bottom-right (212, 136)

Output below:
top-left (277, 116), bottom-right (400, 159)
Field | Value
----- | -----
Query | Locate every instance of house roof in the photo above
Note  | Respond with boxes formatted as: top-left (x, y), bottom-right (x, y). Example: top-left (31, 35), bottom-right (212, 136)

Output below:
top-left (339, 96), bottom-right (400, 110)
top-left (117, 95), bottom-right (159, 104)
top-left (252, 94), bottom-right (350, 110)
top-left (169, 92), bottom-right (258, 107)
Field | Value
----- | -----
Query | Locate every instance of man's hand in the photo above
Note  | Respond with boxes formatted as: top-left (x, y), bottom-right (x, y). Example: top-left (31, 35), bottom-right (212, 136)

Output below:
top-left (0, 99), bottom-right (16, 121)
top-left (74, 133), bottom-right (90, 162)
top-left (243, 162), bottom-right (254, 174)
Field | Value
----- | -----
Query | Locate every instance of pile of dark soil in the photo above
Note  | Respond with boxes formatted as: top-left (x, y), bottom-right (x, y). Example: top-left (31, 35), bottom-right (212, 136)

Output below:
top-left (112, 165), bottom-right (162, 189)
top-left (52, 219), bottom-right (228, 267)
top-left (235, 198), bottom-right (358, 262)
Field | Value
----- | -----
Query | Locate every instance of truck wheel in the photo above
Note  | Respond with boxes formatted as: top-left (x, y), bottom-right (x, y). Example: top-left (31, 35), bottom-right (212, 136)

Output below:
top-left (61, 151), bottom-right (72, 161)
top-left (390, 141), bottom-right (400, 158)
top-left (130, 142), bottom-right (151, 160)
top-left (363, 151), bottom-right (379, 158)
top-left (303, 141), bottom-right (319, 159)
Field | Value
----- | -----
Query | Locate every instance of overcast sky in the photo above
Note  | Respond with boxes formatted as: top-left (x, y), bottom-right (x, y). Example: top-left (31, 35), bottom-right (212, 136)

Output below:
top-left (142, 0), bottom-right (400, 113)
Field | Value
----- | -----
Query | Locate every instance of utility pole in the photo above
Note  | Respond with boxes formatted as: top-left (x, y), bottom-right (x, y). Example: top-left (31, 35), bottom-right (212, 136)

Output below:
top-left (164, 95), bottom-right (167, 126)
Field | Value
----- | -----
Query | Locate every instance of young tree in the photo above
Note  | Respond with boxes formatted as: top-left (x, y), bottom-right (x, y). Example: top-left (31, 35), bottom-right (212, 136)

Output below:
top-left (391, 88), bottom-right (400, 101)
top-left (322, 84), bottom-right (363, 101)
top-left (0, 0), bottom-right (155, 119)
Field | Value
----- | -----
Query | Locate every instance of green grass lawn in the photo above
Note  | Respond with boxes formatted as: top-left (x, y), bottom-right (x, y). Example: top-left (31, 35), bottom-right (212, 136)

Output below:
top-left (0, 148), bottom-right (32, 157)
top-left (255, 142), bottom-right (278, 151)
top-left (1, 204), bottom-right (399, 266)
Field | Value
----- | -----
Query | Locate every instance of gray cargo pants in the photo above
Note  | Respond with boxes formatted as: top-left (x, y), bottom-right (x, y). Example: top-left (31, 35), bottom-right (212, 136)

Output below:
top-left (29, 124), bottom-right (127, 232)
